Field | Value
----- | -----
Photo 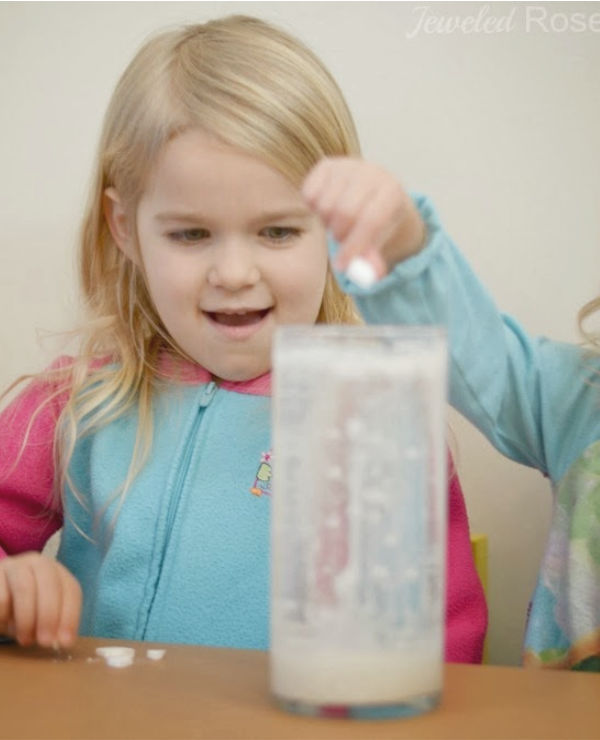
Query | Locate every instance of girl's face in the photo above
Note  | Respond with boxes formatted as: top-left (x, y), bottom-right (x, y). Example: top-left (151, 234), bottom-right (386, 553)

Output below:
top-left (111, 129), bottom-right (329, 381)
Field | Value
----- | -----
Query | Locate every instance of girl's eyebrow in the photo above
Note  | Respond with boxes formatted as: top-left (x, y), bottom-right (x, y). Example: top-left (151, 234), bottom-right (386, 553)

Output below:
top-left (252, 208), bottom-right (313, 222)
top-left (154, 211), bottom-right (209, 223)
top-left (154, 207), bottom-right (313, 223)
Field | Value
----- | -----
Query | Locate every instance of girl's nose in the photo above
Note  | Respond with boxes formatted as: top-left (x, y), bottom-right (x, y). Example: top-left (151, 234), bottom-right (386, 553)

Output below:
top-left (206, 239), bottom-right (261, 291)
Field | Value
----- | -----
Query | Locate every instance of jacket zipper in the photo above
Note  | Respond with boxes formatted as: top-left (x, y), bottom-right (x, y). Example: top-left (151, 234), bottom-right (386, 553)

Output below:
top-left (164, 381), bottom-right (217, 534)
top-left (141, 381), bottom-right (218, 637)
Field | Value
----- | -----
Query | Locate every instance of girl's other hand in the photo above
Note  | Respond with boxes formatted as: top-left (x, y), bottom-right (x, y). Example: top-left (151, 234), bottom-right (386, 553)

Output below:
top-left (0, 552), bottom-right (82, 648)
top-left (302, 157), bottom-right (426, 281)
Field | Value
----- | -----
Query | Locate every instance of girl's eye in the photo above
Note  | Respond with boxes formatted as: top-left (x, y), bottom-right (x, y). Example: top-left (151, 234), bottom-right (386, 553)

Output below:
top-left (261, 226), bottom-right (300, 242)
top-left (168, 228), bottom-right (210, 244)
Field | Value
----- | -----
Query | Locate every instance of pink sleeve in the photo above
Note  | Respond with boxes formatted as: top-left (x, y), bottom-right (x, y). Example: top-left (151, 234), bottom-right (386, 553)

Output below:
top-left (444, 454), bottom-right (488, 663)
top-left (0, 360), bottom-right (72, 558)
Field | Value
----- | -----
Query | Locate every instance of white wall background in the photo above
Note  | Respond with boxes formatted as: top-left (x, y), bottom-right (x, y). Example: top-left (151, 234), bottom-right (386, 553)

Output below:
top-left (1, 1), bottom-right (599, 666)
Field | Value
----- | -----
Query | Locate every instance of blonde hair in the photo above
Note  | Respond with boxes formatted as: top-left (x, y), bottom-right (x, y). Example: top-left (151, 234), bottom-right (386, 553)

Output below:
top-left (3, 16), bottom-right (363, 524)
top-left (578, 297), bottom-right (600, 352)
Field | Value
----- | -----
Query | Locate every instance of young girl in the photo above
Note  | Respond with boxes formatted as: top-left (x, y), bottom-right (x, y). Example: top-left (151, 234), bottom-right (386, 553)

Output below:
top-left (0, 16), bottom-right (486, 661)
top-left (305, 158), bottom-right (600, 671)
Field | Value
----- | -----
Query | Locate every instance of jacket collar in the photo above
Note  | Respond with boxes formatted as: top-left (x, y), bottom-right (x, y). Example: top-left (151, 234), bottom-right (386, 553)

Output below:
top-left (157, 354), bottom-right (271, 396)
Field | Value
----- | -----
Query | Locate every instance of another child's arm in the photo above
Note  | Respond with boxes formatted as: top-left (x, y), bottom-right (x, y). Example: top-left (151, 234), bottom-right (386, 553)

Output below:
top-left (303, 158), bottom-right (600, 484)
top-left (0, 369), bottom-right (82, 646)
top-left (303, 157), bottom-right (426, 278)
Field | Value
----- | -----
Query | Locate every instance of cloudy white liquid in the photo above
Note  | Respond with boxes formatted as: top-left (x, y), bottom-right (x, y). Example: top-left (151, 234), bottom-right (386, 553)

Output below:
top-left (271, 640), bottom-right (442, 705)
top-left (272, 327), bottom-right (447, 710)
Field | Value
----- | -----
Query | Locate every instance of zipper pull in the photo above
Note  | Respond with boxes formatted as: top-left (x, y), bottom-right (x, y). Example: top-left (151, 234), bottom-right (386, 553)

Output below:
top-left (199, 380), bottom-right (217, 407)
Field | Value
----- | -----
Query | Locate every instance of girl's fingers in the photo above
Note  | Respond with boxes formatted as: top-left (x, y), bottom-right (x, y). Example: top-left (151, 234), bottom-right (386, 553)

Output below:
top-left (335, 183), bottom-right (404, 270)
top-left (32, 558), bottom-right (82, 647)
top-left (303, 160), bottom-right (348, 219)
top-left (304, 158), bottom-right (415, 275)
top-left (303, 158), bottom-right (372, 218)
top-left (56, 565), bottom-right (82, 647)
top-left (301, 158), bottom-right (335, 207)
top-left (326, 176), bottom-right (381, 245)
top-left (32, 557), bottom-right (62, 647)
top-left (4, 559), bottom-right (37, 646)
top-left (0, 566), bottom-right (12, 634)
top-left (0, 554), bottom-right (81, 648)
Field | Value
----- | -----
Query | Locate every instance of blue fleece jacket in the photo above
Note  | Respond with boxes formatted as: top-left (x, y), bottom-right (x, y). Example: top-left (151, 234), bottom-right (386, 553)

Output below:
top-left (58, 380), bottom-right (273, 646)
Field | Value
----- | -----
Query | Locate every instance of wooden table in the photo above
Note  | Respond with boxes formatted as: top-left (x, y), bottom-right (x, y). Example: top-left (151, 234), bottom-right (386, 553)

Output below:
top-left (1, 637), bottom-right (598, 739)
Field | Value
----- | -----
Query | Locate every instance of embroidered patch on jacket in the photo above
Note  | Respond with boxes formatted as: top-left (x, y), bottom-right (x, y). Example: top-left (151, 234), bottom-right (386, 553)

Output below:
top-left (250, 451), bottom-right (272, 497)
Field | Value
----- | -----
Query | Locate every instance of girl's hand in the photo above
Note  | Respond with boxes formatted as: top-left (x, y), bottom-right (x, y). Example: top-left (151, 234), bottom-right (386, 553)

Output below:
top-left (0, 552), bottom-right (82, 648)
top-left (302, 157), bottom-right (426, 281)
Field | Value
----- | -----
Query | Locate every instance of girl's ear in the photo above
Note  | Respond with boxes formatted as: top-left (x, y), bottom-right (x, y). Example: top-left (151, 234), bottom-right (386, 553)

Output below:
top-left (103, 187), bottom-right (140, 266)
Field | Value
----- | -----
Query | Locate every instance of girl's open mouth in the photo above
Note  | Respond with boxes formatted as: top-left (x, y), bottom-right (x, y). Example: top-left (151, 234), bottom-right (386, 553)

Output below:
top-left (204, 308), bottom-right (272, 339)
top-left (208, 309), bottom-right (270, 327)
